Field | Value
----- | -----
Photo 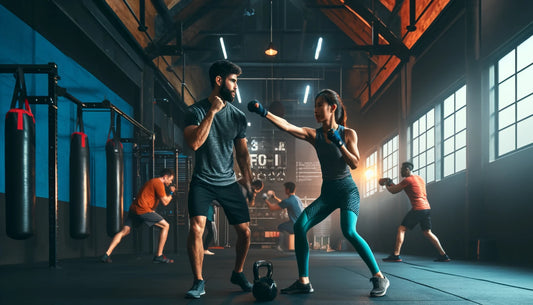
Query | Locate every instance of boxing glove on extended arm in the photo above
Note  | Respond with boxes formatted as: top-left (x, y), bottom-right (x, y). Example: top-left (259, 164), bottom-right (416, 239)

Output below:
top-left (378, 178), bottom-right (393, 186)
top-left (327, 128), bottom-right (344, 148)
top-left (247, 100), bottom-right (268, 117)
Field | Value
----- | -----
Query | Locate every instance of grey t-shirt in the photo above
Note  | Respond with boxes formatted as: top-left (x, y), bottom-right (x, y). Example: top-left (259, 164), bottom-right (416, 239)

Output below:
top-left (279, 195), bottom-right (304, 224)
top-left (185, 98), bottom-right (247, 186)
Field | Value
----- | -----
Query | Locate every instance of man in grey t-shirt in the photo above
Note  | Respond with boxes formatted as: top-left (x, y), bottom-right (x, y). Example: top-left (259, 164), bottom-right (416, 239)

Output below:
top-left (184, 60), bottom-right (254, 299)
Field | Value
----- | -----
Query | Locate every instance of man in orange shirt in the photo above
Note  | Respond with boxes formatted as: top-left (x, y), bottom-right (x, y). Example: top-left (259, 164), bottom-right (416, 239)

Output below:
top-left (100, 168), bottom-right (176, 263)
top-left (380, 162), bottom-right (450, 262)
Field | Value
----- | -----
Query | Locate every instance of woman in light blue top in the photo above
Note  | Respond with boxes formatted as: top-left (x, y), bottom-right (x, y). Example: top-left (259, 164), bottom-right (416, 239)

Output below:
top-left (248, 89), bottom-right (389, 297)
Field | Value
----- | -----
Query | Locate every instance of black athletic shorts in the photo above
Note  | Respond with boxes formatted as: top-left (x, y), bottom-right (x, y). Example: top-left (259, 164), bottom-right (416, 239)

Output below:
top-left (124, 210), bottom-right (164, 228)
top-left (188, 178), bottom-right (250, 225)
top-left (401, 209), bottom-right (432, 231)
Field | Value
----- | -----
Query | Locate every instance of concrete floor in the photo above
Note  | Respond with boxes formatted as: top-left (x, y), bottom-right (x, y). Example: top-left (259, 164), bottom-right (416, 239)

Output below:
top-left (0, 248), bottom-right (532, 305)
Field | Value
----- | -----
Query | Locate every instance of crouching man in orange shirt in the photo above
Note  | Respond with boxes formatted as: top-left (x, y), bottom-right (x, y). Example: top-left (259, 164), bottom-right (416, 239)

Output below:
top-left (100, 168), bottom-right (176, 264)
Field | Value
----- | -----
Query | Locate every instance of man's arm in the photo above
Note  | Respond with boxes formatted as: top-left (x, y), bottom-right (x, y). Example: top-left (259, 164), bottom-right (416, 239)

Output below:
top-left (184, 96), bottom-right (225, 151)
top-left (386, 181), bottom-right (405, 194)
top-left (264, 198), bottom-right (282, 211)
top-left (159, 185), bottom-right (176, 206)
top-left (267, 190), bottom-right (282, 204)
top-left (234, 137), bottom-right (253, 199)
top-left (248, 192), bottom-right (258, 207)
top-left (264, 190), bottom-right (282, 211)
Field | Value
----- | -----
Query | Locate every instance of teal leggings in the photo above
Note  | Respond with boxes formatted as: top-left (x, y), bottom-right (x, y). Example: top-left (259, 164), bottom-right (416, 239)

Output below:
top-left (294, 208), bottom-right (380, 277)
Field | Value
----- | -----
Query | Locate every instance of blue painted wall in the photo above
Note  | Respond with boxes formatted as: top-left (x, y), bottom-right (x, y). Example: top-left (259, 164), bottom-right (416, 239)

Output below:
top-left (0, 5), bottom-right (133, 210)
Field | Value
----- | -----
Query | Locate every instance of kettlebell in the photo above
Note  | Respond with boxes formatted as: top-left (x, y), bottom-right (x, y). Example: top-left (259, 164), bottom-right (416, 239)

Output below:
top-left (252, 260), bottom-right (278, 301)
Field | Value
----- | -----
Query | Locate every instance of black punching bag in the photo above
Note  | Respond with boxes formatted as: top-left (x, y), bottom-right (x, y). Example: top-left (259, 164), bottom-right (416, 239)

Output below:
top-left (69, 107), bottom-right (90, 239)
top-left (5, 68), bottom-right (36, 240)
top-left (105, 112), bottom-right (123, 237)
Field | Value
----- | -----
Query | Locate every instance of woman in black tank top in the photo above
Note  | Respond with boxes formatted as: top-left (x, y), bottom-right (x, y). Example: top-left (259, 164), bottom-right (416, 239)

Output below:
top-left (247, 89), bottom-right (389, 297)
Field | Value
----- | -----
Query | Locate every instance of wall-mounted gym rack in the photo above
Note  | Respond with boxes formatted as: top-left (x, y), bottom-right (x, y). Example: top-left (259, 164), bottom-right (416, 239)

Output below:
top-left (0, 63), bottom-right (155, 268)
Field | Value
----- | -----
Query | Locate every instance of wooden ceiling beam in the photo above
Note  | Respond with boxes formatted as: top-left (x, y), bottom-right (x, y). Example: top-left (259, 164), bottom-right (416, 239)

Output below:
top-left (317, 0), bottom-right (451, 108)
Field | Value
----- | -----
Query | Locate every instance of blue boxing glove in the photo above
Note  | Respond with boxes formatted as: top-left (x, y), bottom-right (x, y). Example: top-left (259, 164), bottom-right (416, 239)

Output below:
top-left (247, 100), bottom-right (268, 117)
top-left (327, 128), bottom-right (344, 148)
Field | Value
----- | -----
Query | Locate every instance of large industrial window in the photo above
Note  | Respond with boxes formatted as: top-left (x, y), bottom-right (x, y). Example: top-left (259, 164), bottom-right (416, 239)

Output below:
top-left (491, 34), bottom-right (533, 157)
top-left (442, 85), bottom-right (467, 177)
top-left (382, 135), bottom-right (399, 185)
top-left (410, 109), bottom-right (435, 183)
top-left (364, 151), bottom-right (378, 198)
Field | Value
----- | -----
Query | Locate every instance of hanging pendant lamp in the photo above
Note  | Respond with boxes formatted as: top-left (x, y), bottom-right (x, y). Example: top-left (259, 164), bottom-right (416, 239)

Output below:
top-left (265, 0), bottom-right (278, 56)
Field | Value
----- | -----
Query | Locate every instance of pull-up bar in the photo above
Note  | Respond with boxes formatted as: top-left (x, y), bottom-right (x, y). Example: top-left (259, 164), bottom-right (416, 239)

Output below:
top-left (57, 86), bottom-right (154, 138)
top-left (58, 86), bottom-right (157, 182)
top-left (58, 86), bottom-right (156, 179)
top-left (0, 63), bottom-right (57, 74)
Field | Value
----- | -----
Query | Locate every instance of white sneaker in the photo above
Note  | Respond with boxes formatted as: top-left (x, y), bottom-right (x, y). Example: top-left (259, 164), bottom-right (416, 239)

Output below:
top-left (204, 250), bottom-right (215, 255)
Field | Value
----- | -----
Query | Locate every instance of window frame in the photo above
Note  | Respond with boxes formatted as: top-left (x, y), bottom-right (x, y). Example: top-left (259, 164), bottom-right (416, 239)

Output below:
top-left (381, 134), bottom-right (399, 189)
top-left (490, 32), bottom-right (533, 159)
top-left (441, 85), bottom-right (467, 178)
top-left (364, 150), bottom-right (378, 198)
top-left (408, 108), bottom-right (436, 183)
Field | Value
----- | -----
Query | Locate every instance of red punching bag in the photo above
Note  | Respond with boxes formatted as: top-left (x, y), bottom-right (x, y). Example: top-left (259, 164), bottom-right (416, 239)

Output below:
top-left (105, 112), bottom-right (123, 237)
top-left (69, 106), bottom-right (90, 239)
top-left (5, 68), bottom-right (36, 240)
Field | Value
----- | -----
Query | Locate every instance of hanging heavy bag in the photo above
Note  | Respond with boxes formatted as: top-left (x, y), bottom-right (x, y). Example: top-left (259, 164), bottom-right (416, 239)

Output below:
top-left (105, 112), bottom-right (123, 237)
top-left (5, 68), bottom-right (36, 240)
top-left (69, 106), bottom-right (90, 239)
top-left (252, 260), bottom-right (278, 301)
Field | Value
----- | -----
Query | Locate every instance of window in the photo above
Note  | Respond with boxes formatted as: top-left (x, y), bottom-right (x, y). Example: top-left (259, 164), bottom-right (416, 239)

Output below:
top-left (491, 34), bottom-right (533, 157)
top-left (382, 135), bottom-right (399, 185)
top-left (442, 85), bottom-right (467, 177)
top-left (364, 151), bottom-right (377, 197)
top-left (410, 109), bottom-right (435, 183)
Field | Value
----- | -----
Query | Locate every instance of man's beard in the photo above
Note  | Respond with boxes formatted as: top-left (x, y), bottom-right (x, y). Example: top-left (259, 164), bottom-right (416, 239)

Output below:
top-left (220, 81), bottom-right (234, 102)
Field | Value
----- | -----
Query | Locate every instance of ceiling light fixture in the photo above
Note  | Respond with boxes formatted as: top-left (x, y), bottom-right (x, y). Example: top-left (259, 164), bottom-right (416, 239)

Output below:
top-left (219, 37), bottom-right (228, 59)
top-left (303, 85), bottom-right (310, 104)
top-left (265, 0), bottom-right (278, 56)
top-left (314, 37), bottom-right (323, 60)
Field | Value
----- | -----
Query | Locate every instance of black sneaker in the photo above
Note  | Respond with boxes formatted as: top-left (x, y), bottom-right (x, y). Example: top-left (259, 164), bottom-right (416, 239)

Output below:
top-left (230, 271), bottom-right (253, 292)
top-left (434, 254), bottom-right (451, 262)
top-left (100, 254), bottom-right (112, 263)
top-left (185, 279), bottom-right (205, 299)
top-left (280, 280), bottom-right (314, 294)
top-left (153, 255), bottom-right (174, 264)
top-left (382, 254), bottom-right (402, 262)
top-left (370, 276), bottom-right (390, 297)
